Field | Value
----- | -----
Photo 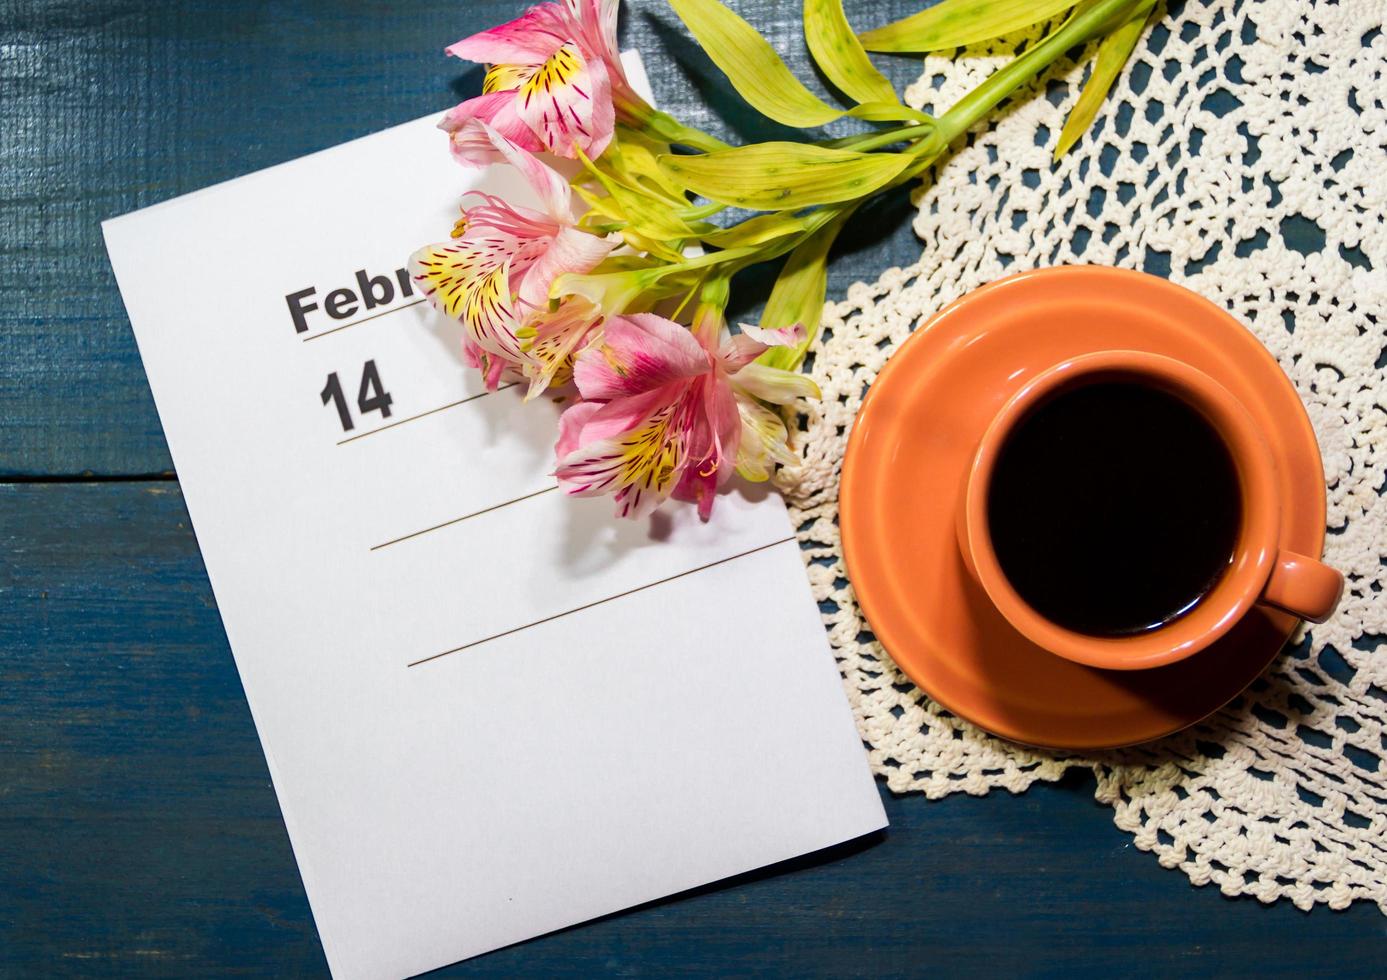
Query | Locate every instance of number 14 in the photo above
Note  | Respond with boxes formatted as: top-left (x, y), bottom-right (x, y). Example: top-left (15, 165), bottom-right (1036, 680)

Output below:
top-left (322, 359), bottom-right (393, 432)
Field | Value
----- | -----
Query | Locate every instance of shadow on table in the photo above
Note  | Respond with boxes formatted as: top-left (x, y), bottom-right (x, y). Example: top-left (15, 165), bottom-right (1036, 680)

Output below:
top-left (448, 66), bottom-right (485, 102)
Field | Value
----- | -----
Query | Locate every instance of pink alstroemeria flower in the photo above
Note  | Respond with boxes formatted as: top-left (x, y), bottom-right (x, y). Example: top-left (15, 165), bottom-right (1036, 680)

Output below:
top-left (556, 315), bottom-right (817, 520)
top-left (440, 0), bottom-right (644, 165)
top-left (409, 124), bottom-right (616, 390)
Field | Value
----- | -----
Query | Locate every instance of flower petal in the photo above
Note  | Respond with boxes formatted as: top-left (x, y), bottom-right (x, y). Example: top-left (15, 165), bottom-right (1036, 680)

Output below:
top-left (719, 334), bottom-right (768, 372)
top-left (552, 267), bottom-right (652, 315)
top-left (571, 384), bottom-right (680, 445)
top-left (733, 394), bottom-right (795, 482)
top-left (483, 349), bottom-right (525, 389)
top-left (573, 313), bottom-right (709, 400)
top-left (672, 462), bottom-right (719, 520)
top-left (565, 0), bottom-right (621, 65)
top-left (730, 361), bottom-right (821, 405)
top-left (460, 194), bottom-right (557, 245)
top-left (446, 5), bottom-right (569, 64)
top-left (712, 375), bottom-right (743, 467)
top-left (462, 336), bottom-right (525, 391)
top-left (699, 374), bottom-right (743, 479)
top-left (672, 375), bottom-right (741, 520)
top-left (594, 0), bottom-right (621, 55)
top-left (515, 225), bottom-right (616, 311)
top-left (409, 240), bottom-right (526, 361)
top-left (556, 400), bottom-right (602, 458)
top-left (719, 321), bottom-right (807, 371)
top-left (515, 42), bottom-right (615, 159)
top-left (595, 0), bottom-right (621, 56)
top-left (440, 93), bottom-right (542, 166)
top-left (739, 321), bottom-right (807, 348)
top-left (557, 393), bottom-right (688, 519)
top-left (484, 62), bottom-right (537, 94)
top-left (479, 122), bottom-right (572, 220)
top-left (518, 296), bottom-right (603, 398)
top-left (460, 335), bottom-right (484, 372)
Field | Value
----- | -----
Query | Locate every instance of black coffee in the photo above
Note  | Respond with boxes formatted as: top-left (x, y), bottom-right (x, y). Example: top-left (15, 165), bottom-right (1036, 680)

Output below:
top-left (986, 381), bottom-right (1241, 637)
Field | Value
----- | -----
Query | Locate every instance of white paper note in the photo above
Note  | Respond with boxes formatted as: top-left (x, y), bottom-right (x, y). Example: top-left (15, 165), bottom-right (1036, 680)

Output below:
top-left (103, 61), bottom-right (885, 980)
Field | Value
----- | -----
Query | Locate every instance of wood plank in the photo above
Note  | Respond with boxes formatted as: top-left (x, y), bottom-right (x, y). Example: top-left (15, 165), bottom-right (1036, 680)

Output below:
top-left (1, 482), bottom-right (1381, 975)
top-left (0, 0), bottom-right (925, 477)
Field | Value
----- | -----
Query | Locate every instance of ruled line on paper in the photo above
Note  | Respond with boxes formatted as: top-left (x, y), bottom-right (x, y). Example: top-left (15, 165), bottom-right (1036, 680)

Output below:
top-left (300, 297), bottom-right (428, 342)
top-left (370, 484), bottom-right (559, 551)
top-left (338, 383), bottom-right (518, 445)
top-left (406, 535), bottom-right (798, 667)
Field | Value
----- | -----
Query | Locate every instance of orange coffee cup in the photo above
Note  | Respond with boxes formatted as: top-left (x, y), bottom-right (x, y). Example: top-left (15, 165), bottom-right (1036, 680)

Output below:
top-left (958, 349), bottom-right (1343, 671)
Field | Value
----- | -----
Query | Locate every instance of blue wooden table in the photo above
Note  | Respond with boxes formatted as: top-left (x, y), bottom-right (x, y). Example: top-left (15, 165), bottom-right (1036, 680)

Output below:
top-left (2, 1), bottom-right (1381, 975)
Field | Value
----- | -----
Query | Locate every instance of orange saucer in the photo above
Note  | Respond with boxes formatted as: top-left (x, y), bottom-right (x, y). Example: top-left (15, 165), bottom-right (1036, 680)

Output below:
top-left (840, 266), bottom-right (1327, 750)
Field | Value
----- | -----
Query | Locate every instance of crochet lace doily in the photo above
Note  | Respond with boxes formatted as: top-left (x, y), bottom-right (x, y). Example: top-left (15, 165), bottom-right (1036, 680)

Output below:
top-left (782, 0), bottom-right (1387, 911)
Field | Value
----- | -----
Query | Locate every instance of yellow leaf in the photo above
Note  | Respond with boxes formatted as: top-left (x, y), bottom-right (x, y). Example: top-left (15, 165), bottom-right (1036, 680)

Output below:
top-left (804, 0), bottom-right (899, 106)
top-left (860, 0), bottom-right (1080, 53)
top-left (701, 212), bottom-right (810, 249)
top-left (661, 143), bottom-right (909, 210)
top-left (757, 209), bottom-right (853, 371)
top-left (667, 0), bottom-right (841, 127)
top-left (1054, 0), bottom-right (1154, 159)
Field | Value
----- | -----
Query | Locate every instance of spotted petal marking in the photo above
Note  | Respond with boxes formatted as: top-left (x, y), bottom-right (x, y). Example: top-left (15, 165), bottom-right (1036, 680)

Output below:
top-left (558, 398), bottom-right (687, 519)
top-left (484, 62), bottom-right (538, 94)
top-left (518, 298), bottom-right (601, 398)
top-left (515, 42), bottom-right (614, 159)
top-left (409, 240), bottom-right (525, 361)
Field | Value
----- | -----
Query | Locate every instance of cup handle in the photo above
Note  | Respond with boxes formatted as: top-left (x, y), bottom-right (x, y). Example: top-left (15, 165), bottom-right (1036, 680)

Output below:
top-left (1260, 550), bottom-right (1344, 624)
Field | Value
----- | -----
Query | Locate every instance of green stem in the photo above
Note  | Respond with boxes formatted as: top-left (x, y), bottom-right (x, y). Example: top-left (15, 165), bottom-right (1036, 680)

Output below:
top-left (937, 0), bottom-right (1140, 143)
top-left (669, 277), bottom-right (704, 321)
top-left (707, 205), bottom-right (846, 282)
top-left (628, 105), bottom-right (731, 153)
top-left (663, 244), bottom-right (759, 276)
top-left (821, 121), bottom-right (913, 150)
top-left (691, 276), bottom-right (731, 345)
top-left (825, 122), bottom-right (936, 154)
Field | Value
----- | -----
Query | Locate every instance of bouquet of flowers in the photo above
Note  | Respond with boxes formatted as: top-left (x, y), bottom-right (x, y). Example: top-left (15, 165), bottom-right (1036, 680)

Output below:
top-left (411, 0), bottom-right (1156, 519)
